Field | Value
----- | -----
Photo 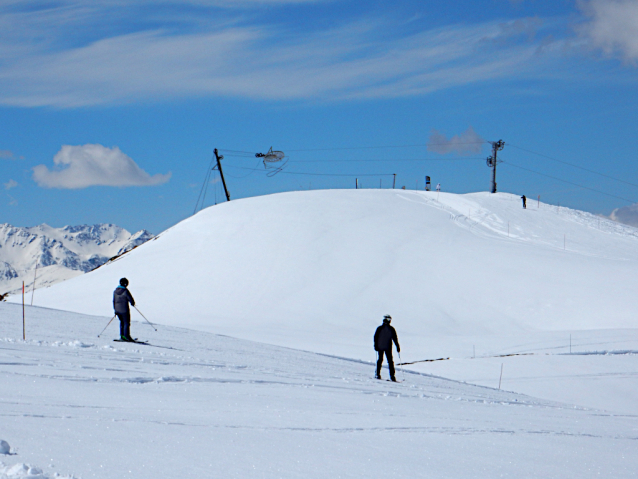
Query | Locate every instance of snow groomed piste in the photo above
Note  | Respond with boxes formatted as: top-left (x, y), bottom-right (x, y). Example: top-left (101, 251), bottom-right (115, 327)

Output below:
top-left (3, 189), bottom-right (638, 477)
top-left (1, 302), bottom-right (637, 478)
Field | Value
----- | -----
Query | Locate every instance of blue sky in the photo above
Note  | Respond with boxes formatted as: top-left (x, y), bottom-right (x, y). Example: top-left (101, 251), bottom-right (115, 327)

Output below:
top-left (2, 0), bottom-right (638, 233)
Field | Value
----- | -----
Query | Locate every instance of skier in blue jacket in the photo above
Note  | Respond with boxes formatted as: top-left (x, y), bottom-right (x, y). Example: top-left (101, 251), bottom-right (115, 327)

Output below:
top-left (113, 278), bottom-right (135, 341)
top-left (374, 315), bottom-right (400, 381)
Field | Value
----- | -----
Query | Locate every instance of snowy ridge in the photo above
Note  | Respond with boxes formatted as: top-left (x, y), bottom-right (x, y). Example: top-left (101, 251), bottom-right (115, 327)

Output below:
top-left (0, 223), bottom-right (153, 295)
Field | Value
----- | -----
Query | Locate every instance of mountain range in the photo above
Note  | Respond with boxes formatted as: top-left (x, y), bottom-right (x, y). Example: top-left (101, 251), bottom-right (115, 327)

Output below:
top-left (0, 223), bottom-right (153, 296)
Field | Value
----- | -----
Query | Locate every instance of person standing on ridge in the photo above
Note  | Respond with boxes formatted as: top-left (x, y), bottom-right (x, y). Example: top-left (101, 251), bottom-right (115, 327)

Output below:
top-left (113, 278), bottom-right (135, 341)
top-left (374, 315), bottom-right (400, 381)
top-left (521, 195), bottom-right (527, 209)
top-left (436, 183), bottom-right (441, 192)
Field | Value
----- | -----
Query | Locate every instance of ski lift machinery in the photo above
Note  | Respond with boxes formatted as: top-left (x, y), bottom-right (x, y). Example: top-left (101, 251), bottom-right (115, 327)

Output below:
top-left (194, 147), bottom-right (287, 213)
top-left (256, 147), bottom-right (287, 177)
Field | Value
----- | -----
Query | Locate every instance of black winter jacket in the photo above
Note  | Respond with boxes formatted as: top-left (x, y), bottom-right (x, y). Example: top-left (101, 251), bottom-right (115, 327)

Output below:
top-left (113, 286), bottom-right (135, 314)
top-left (374, 323), bottom-right (400, 352)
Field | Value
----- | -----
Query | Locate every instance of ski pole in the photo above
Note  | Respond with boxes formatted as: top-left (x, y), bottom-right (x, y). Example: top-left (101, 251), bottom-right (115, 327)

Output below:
top-left (398, 352), bottom-right (406, 382)
top-left (133, 305), bottom-right (158, 331)
top-left (97, 315), bottom-right (116, 338)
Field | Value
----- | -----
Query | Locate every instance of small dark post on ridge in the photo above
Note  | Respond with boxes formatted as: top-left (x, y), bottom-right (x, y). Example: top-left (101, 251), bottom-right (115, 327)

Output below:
top-left (214, 148), bottom-right (231, 202)
top-left (486, 140), bottom-right (505, 194)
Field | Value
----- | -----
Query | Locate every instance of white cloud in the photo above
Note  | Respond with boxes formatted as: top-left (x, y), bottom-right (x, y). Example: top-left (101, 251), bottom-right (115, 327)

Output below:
top-left (32, 144), bottom-right (171, 189)
top-left (427, 126), bottom-right (486, 155)
top-left (578, 0), bottom-right (638, 62)
top-left (4, 179), bottom-right (17, 190)
top-left (609, 202), bottom-right (638, 227)
top-left (0, 150), bottom-right (15, 159)
top-left (0, 0), bottom-right (322, 7)
top-left (0, 5), bottom-right (562, 107)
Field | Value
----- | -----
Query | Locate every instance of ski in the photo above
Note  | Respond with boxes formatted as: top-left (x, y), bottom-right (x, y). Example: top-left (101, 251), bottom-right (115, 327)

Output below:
top-left (114, 339), bottom-right (147, 345)
top-left (112, 339), bottom-right (182, 351)
top-left (374, 377), bottom-right (402, 383)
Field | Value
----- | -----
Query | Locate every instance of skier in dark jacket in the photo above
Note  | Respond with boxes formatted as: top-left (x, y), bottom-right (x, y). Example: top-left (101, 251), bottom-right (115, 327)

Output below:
top-left (521, 195), bottom-right (527, 209)
top-left (374, 315), bottom-right (400, 381)
top-left (113, 277), bottom-right (135, 341)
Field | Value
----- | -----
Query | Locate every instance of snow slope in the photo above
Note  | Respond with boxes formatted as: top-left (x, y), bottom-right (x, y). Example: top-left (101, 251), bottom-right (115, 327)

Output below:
top-left (0, 224), bottom-right (153, 295)
top-left (1, 302), bottom-right (636, 479)
top-left (23, 189), bottom-right (638, 413)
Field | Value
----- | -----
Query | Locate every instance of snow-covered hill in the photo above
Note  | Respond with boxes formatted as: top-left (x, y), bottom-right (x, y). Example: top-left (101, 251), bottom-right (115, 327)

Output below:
top-left (0, 223), bottom-right (153, 296)
top-left (1, 302), bottom-right (636, 479)
top-left (23, 189), bottom-right (638, 413)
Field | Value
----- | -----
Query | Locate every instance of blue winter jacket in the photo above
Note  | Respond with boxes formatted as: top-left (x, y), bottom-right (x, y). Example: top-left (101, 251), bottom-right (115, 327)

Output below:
top-left (113, 285), bottom-right (135, 314)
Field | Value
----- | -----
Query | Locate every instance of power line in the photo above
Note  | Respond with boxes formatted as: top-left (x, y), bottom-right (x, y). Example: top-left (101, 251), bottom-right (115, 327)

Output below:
top-left (220, 141), bottom-right (488, 155)
top-left (508, 143), bottom-right (638, 189)
top-left (501, 160), bottom-right (637, 204)
top-left (284, 141), bottom-right (488, 152)
top-left (222, 155), bottom-right (484, 162)
top-left (226, 165), bottom-right (394, 178)
top-left (290, 157), bottom-right (485, 163)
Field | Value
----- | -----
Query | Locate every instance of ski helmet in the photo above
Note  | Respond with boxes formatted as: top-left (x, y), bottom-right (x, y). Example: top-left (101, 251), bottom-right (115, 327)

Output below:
top-left (383, 314), bottom-right (392, 323)
top-left (119, 278), bottom-right (129, 287)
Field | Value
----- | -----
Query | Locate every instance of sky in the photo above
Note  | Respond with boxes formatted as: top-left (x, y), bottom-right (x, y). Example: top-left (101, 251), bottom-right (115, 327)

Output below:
top-left (1, 0), bottom-right (638, 234)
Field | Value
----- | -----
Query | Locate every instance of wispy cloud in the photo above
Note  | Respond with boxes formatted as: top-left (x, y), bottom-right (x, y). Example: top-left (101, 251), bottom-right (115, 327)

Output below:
top-left (32, 144), bottom-right (171, 189)
top-left (0, 150), bottom-right (18, 160)
top-left (577, 0), bottom-right (638, 63)
top-left (0, 1), bottom-right (569, 107)
top-left (3, 179), bottom-right (18, 190)
top-left (609, 202), bottom-right (638, 227)
top-left (6, 193), bottom-right (18, 206)
top-left (427, 127), bottom-right (486, 155)
top-left (0, 0), bottom-right (323, 8)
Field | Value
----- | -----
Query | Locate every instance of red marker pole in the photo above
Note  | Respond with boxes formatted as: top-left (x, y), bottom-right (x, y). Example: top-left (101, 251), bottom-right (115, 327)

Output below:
top-left (22, 281), bottom-right (25, 340)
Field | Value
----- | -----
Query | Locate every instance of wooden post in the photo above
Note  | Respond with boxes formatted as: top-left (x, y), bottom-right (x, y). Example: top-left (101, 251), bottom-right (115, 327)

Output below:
top-left (213, 149), bottom-right (230, 202)
top-left (392, 174), bottom-right (396, 189)
top-left (489, 140), bottom-right (505, 194)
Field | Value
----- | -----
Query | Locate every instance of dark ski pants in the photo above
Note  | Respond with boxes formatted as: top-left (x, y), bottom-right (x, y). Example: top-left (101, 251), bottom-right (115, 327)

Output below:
top-left (376, 348), bottom-right (395, 380)
top-left (116, 312), bottom-right (131, 339)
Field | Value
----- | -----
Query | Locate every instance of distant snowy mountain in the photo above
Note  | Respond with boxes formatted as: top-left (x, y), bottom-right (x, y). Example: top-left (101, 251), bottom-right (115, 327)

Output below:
top-left (0, 223), bottom-right (153, 296)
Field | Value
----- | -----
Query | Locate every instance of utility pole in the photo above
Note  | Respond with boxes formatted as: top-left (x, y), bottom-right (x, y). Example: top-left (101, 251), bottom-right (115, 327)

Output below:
top-left (214, 148), bottom-right (230, 202)
top-left (486, 140), bottom-right (505, 193)
top-left (393, 174), bottom-right (396, 189)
